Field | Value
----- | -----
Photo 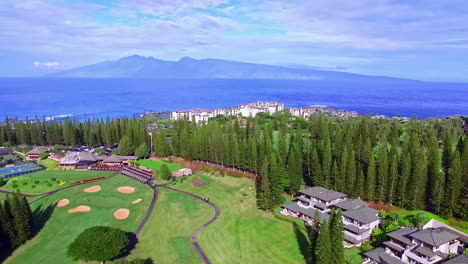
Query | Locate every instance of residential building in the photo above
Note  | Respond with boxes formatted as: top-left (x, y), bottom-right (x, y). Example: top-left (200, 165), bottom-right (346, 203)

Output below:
top-left (281, 186), bottom-right (381, 247)
top-left (59, 151), bottom-right (103, 170)
top-left (289, 106), bottom-right (358, 118)
top-left (363, 224), bottom-right (467, 264)
top-left (102, 155), bottom-right (138, 166)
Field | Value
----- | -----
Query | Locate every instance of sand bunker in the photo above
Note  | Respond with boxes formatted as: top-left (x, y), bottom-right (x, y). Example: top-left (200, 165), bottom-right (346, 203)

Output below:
top-left (117, 186), bottom-right (135, 194)
top-left (132, 198), bottom-right (142, 204)
top-left (57, 199), bottom-right (70, 207)
top-left (84, 185), bottom-right (101, 193)
top-left (114, 209), bottom-right (130, 220)
top-left (68, 206), bottom-right (91, 214)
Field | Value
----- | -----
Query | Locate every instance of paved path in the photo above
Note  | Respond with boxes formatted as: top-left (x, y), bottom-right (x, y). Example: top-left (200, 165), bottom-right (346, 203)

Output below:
top-left (161, 185), bottom-right (221, 264)
top-left (134, 184), bottom-right (158, 237)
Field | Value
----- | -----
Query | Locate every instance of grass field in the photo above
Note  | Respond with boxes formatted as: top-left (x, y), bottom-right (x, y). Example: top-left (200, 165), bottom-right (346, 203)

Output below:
top-left (344, 248), bottom-right (364, 264)
top-left (39, 158), bottom-right (59, 170)
top-left (130, 173), bottom-right (308, 264)
top-left (0, 170), bottom-right (113, 194)
top-left (136, 159), bottom-right (183, 172)
top-left (129, 187), bottom-right (212, 263)
top-left (5, 174), bottom-right (153, 264)
top-left (393, 209), bottom-right (468, 234)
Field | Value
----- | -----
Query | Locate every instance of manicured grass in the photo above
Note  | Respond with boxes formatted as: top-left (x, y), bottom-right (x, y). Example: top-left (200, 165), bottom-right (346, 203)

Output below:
top-left (5, 174), bottom-right (153, 264)
top-left (136, 160), bottom-right (183, 172)
top-left (129, 187), bottom-right (212, 264)
top-left (131, 173), bottom-right (308, 264)
top-left (39, 158), bottom-right (59, 170)
top-left (344, 247), bottom-right (364, 264)
top-left (0, 170), bottom-right (113, 195)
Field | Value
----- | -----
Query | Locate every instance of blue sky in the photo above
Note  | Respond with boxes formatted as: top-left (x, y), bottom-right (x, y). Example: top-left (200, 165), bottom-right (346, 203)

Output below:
top-left (1, 0), bottom-right (468, 81)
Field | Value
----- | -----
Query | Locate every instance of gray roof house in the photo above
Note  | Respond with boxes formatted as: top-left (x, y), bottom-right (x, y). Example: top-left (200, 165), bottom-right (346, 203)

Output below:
top-left (27, 148), bottom-right (47, 155)
top-left (409, 228), bottom-right (460, 247)
top-left (443, 254), bottom-right (468, 264)
top-left (342, 206), bottom-right (380, 224)
top-left (333, 199), bottom-right (367, 211)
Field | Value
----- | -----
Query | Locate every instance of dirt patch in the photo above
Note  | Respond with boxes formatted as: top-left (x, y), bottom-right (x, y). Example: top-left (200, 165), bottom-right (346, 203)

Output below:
top-left (57, 199), bottom-right (70, 207)
top-left (114, 209), bottom-right (130, 219)
top-left (132, 198), bottom-right (142, 204)
top-left (192, 177), bottom-right (210, 187)
top-left (68, 205), bottom-right (91, 214)
top-left (117, 186), bottom-right (135, 194)
top-left (84, 185), bottom-right (101, 193)
top-left (367, 201), bottom-right (403, 213)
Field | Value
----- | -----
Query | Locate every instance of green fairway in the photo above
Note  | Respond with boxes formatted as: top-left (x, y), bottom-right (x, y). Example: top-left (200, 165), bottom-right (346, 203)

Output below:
top-left (0, 170), bottom-right (113, 194)
top-left (39, 158), bottom-right (59, 169)
top-left (130, 173), bottom-right (308, 264)
top-left (5, 174), bottom-right (153, 264)
top-left (129, 187), bottom-right (212, 264)
top-left (344, 248), bottom-right (364, 264)
top-left (136, 159), bottom-right (183, 172)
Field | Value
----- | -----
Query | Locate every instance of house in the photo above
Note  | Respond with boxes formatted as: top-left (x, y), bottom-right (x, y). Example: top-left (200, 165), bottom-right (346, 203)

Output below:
top-left (363, 225), bottom-right (467, 264)
top-left (171, 168), bottom-right (192, 177)
top-left (26, 148), bottom-right (48, 160)
top-left (281, 186), bottom-right (380, 247)
top-left (342, 206), bottom-right (380, 247)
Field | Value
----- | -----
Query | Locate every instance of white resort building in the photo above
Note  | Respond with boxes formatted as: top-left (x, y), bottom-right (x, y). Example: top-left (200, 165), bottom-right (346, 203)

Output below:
top-left (170, 101), bottom-right (285, 122)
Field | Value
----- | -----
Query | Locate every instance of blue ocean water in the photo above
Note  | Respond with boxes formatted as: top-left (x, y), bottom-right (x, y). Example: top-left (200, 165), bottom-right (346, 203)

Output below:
top-left (0, 78), bottom-right (467, 120)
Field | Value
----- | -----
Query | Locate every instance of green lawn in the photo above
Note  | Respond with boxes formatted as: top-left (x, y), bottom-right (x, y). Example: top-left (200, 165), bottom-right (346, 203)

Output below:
top-left (136, 159), bottom-right (183, 172)
top-left (5, 174), bottom-right (153, 264)
top-left (130, 173), bottom-right (308, 264)
top-left (391, 209), bottom-right (468, 234)
top-left (0, 170), bottom-right (113, 195)
top-left (344, 247), bottom-right (364, 264)
top-left (39, 158), bottom-right (59, 170)
top-left (129, 187), bottom-right (212, 264)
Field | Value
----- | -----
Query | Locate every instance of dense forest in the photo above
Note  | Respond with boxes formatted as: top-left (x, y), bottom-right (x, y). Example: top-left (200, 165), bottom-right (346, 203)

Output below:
top-left (1, 113), bottom-right (467, 221)
top-left (159, 113), bottom-right (467, 220)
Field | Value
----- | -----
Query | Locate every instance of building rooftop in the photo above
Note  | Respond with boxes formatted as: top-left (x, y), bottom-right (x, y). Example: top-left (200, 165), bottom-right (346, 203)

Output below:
top-left (345, 224), bottom-right (370, 235)
top-left (299, 186), bottom-right (328, 197)
top-left (443, 254), bottom-right (468, 264)
top-left (0, 148), bottom-right (13, 155)
top-left (103, 155), bottom-right (123, 163)
top-left (387, 227), bottom-right (419, 245)
top-left (281, 202), bottom-right (330, 223)
top-left (342, 206), bottom-right (380, 224)
top-left (363, 247), bottom-right (405, 264)
top-left (409, 228), bottom-right (459, 247)
top-left (333, 199), bottom-right (367, 211)
top-left (27, 148), bottom-right (47, 155)
top-left (413, 246), bottom-right (435, 258)
top-left (383, 241), bottom-right (405, 253)
top-left (314, 190), bottom-right (347, 202)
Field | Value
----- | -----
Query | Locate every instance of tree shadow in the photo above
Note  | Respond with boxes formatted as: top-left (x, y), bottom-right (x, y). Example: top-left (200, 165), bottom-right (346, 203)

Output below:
top-left (119, 232), bottom-right (138, 259)
top-left (32, 204), bottom-right (56, 236)
top-left (293, 223), bottom-right (310, 263)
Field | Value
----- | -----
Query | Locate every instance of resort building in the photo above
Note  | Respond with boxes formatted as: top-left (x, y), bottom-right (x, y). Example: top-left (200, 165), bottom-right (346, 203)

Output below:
top-left (363, 220), bottom-right (468, 264)
top-left (170, 101), bottom-right (285, 122)
top-left (281, 186), bottom-right (381, 247)
top-left (26, 148), bottom-right (48, 160)
top-left (289, 106), bottom-right (358, 118)
top-left (102, 155), bottom-right (138, 166)
top-left (59, 152), bottom-right (104, 170)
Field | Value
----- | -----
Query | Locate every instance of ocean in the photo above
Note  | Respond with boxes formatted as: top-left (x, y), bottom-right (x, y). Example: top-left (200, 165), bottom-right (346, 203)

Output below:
top-left (0, 78), bottom-right (467, 120)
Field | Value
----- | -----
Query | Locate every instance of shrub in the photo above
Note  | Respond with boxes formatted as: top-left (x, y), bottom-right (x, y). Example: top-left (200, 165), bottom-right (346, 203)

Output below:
top-left (31, 185), bottom-right (36, 188)
top-left (67, 226), bottom-right (130, 262)
top-left (51, 178), bottom-right (57, 181)
top-left (56, 180), bottom-right (61, 184)
top-left (12, 184), bottom-right (18, 189)
top-left (22, 182), bottom-right (28, 186)
top-left (48, 183), bottom-right (53, 187)
top-left (34, 180), bottom-right (40, 184)
top-left (12, 180), bottom-right (17, 184)
top-left (0, 177), bottom-right (6, 187)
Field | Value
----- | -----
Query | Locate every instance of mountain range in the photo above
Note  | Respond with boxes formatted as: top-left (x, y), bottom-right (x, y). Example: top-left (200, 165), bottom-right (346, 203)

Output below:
top-left (49, 55), bottom-right (416, 82)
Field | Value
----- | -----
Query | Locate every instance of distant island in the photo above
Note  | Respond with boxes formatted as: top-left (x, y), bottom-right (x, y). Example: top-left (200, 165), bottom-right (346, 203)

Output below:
top-left (48, 55), bottom-right (417, 82)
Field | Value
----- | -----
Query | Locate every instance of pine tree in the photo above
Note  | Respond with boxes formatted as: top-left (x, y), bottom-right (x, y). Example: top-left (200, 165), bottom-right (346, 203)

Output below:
top-left (135, 143), bottom-right (149, 159)
top-left (442, 151), bottom-right (462, 217)
top-left (257, 156), bottom-right (271, 209)
top-left (314, 220), bottom-right (331, 264)
top-left (311, 147), bottom-right (323, 187)
top-left (160, 164), bottom-right (172, 181)
top-left (387, 154), bottom-right (398, 204)
top-left (355, 170), bottom-right (364, 199)
top-left (366, 153), bottom-right (376, 200)
top-left (287, 146), bottom-right (303, 195)
top-left (377, 145), bottom-right (388, 202)
top-left (427, 133), bottom-right (443, 213)
top-left (396, 152), bottom-right (411, 207)
top-left (321, 137), bottom-right (332, 187)
top-left (118, 136), bottom-right (134, 155)
top-left (308, 211), bottom-right (321, 264)
top-left (330, 209), bottom-right (345, 264)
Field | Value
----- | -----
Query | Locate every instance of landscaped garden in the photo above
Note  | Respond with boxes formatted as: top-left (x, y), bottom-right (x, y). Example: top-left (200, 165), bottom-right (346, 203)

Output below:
top-left (5, 174), bottom-right (153, 264)
top-left (38, 158), bottom-right (59, 170)
top-left (0, 170), bottom-right (114, 194)
top-left (136, 159), bottom-right (183, 172)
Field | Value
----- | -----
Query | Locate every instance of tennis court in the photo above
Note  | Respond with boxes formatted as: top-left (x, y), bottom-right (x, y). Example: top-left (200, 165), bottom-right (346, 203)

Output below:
top-left (0, 163), bottom-right (44, 178)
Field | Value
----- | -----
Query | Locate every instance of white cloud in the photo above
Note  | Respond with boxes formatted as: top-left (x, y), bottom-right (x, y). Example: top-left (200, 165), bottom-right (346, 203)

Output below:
top-left (33, 61), bottom-right (61, 69)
